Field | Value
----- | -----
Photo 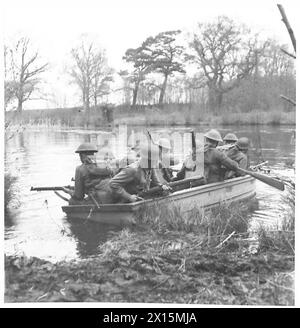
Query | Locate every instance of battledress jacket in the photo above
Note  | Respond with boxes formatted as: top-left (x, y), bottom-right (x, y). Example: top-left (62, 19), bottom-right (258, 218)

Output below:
top-left (223, 146), bottom-right (248, 179)
top-left (109, 160), bottom-right (162, 203)
top-left (204, 144), bottom-right (240, 183)
top-left (71, 163), bottom-right (113, 203)
top-left (174, 144), bottom-right (240, 183)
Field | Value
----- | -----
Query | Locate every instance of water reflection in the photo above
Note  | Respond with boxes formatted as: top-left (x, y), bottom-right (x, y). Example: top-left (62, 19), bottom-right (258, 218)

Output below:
top-left (4, 125), bottom-right (295, 261)
top-left (65, 219), bottom-right (121, 258)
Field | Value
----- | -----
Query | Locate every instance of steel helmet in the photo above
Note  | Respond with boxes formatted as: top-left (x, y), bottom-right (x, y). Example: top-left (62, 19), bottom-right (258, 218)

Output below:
top-left (236, 137), bottom-right (249, 150)
top-left (223, 133), bottom-right (238, 142)
top-left (139, 143), bottom-right (160, 160)
top-left (204, 129), bottom-right (223, 143)
top-left (157, 138), bottom-right (171, 150)
top-left (75, 143), bottom-right (98, 153)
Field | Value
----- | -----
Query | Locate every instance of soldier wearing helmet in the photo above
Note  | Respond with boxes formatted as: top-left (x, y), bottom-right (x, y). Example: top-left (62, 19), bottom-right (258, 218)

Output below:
top-left (156, 137), bottom-right (179, 183)
top-left (64, 143), bottom-right (114, 205)
top-left (217, 132), bottom-right (237, 152)
top-left (174, 129), bottom-right (242, 183)
top-left (223, 137), bottom-right (249, 179)
top-left (109, 142), bottom-right (171, 203)
top-left (223, 133), bottom-right (238, 145)
top-left (203, 129), bottom-right (242, 183)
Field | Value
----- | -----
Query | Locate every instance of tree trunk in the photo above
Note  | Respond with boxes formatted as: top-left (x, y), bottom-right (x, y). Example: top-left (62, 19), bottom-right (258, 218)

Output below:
top-left (94, 94), bottom-right (97, 108)
top-left (158, 74), bottom-right (168, 105)
top-left (17, 97), bottom-right (23, 112)
top-left (132, 82), bottom-right (139, 106)
top-left (208, 87), bottom-right (223, 114)
top-left (216, 92), bottom-right (223, 113)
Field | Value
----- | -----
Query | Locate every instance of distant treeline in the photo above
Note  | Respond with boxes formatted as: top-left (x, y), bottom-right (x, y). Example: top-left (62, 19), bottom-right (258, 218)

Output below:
top-left (4, 16), bottom-right (295, 116)
top-left (6, 103), bottom-right (295, 127)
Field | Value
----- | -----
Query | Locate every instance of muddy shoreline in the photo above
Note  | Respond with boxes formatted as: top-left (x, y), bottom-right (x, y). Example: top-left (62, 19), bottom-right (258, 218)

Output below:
top-left (5, 228), bottom-right (294, 305)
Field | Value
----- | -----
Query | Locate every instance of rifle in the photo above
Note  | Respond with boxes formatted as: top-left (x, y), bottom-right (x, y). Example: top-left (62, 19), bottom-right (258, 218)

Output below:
top-left (138, 175), bottom-right (205, 198)
top-left (217, 144), bottom-right (235, 152)
top-left (250, 161), bottom-right (269, 171)
top-left (30, 185), bottom-right (74, 192)
top-left (191, 130), bottom-right (196, 161)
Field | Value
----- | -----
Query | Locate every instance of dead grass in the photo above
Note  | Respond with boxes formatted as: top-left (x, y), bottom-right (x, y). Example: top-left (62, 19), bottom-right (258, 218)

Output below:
top-left (4, 198), bottom-right (294, 305)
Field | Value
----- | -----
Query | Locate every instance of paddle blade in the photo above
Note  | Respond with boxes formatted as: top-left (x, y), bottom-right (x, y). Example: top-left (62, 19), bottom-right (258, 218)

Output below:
top-left (241, 169), bottom-right (285, 191)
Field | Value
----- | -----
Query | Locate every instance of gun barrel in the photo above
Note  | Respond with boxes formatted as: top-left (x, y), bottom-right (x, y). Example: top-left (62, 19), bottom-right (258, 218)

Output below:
top-left (250, 161), bottom-right (269, 170)
top-left (138, 175), bottom-right (205, 198)
top-left (30, 185), bottom-right (74, 191)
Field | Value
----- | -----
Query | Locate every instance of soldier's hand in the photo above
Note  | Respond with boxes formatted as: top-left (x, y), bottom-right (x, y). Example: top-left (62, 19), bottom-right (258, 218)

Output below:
top-left (129, 194), bottom-right (143, 203)
top-left (161, 185), bottom-right (172, 196)
top-left (161, 184), bottom-right (172, 192)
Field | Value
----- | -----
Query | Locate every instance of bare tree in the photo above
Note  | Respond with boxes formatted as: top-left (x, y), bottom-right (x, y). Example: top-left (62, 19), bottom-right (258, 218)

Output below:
top-left (70, 37), bottom-right (113, 110)
top-left (90, 56), bottom-right (114, 107)
top-left (4, 37), bottom-right (48, 112)
top-left (277, 4), bottom-right (296, 107)
top-left (188, 16), bottom-right (264, 113)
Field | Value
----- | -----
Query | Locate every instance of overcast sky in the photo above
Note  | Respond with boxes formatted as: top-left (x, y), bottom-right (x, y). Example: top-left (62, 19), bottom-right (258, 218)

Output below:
top-left (2, 0), bottom-right (298, 109)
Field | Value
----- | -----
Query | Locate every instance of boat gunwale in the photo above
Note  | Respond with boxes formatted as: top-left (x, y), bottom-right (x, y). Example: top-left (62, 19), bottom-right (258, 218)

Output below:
top-left (62, 175), bottom-right (255, 213)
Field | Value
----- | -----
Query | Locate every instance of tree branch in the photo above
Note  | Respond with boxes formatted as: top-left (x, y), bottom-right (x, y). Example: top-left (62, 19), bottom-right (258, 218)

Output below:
top-left (280, 47), bottom-right (296, 59)
top-left (280, 95), bottom-right (296, 106)
top-left (277, 4), bottom-right (296, 52)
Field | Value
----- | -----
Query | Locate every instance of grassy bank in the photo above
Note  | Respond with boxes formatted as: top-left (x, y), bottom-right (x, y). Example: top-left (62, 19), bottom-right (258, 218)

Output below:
top-left (5, 197), bottom-right (294, 305)
top-left (5, 104), bottom-right (295, 128)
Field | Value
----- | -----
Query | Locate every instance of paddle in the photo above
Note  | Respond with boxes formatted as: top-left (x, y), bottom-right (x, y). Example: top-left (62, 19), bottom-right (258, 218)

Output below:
top-left (238, 168), bottom-right (285, 191)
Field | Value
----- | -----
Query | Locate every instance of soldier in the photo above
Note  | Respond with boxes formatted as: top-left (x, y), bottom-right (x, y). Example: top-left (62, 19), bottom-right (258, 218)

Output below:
top-left (217, 132), bottom-right (238, 152)
top-left (224, 137), bottom-right (249, 179)
top-left (116, 141), bottom-right (140, 171)
top-left (63, 143), bottom-right (114, 205)
top-left (97, 139), bottom-right (115, 161)
top-left (203, 129), bottom-right (242, 183)
top-left (156, 137), bottom-right (179, 183)
top-left (223, 133), bottom-right (238, 145)
top-left (174, 129), bottom-right (242, 183)
top-left (109, 143), bottom-right (171, 203)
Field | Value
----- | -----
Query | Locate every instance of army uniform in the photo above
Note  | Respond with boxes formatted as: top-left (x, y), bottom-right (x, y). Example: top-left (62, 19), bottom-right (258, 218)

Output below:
top-left (156, 138), bottom-right (177, 183)
top-left (69, 144), bottom-right (114, 205)
top-left (204, 143), bottom-right (240, 183)
top-left (109, 160), bottom-right (162, 203)
top-left (223, 138), bottom-right (249, 179)
top-left (156, 154), bottom-right (177, 183)
top-left (70, 160), bottom-right (113, 205)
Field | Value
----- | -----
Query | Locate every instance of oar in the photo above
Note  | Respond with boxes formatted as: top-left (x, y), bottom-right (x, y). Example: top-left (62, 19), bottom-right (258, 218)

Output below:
top-left (238, 168), bottom-right (285, 191)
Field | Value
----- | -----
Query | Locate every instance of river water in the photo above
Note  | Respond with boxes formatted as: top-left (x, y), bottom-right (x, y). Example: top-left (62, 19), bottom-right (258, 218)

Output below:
top-left (4, 125), bottom-right (295, 262)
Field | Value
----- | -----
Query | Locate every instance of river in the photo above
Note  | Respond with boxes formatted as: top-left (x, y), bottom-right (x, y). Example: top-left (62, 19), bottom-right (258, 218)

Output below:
top-left (4, 125), bottom-right (295, 262)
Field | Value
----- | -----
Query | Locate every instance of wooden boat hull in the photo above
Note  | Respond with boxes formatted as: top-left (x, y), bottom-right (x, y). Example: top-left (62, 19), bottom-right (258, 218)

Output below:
top-left (62, 176), bottom-right (256, 226)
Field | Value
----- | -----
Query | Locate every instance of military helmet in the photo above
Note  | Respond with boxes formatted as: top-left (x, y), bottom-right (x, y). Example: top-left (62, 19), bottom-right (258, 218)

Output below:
top-left (204, 129), bottom-right (223, 143)
top-left (223, 133), bottom-right (238, 142)
top-left (236, 137), bottom-right (249, 150)
top-left (157, 138), bottom-right (171, 150)
top-left (75, 143), bottom-right (98, 153)
top-left (139, 142), bottom-right (160, 160)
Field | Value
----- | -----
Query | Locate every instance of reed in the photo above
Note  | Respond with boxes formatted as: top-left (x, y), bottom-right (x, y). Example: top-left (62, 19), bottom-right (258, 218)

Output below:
top-left (5, 104), bottom-right (295, 128)
top-left (257, 179), bottom-right (295, 255)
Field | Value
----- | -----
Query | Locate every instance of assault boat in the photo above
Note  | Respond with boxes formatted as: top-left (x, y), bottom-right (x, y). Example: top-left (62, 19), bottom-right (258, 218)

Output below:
top-left (61, 175), bottom-right (256, 226)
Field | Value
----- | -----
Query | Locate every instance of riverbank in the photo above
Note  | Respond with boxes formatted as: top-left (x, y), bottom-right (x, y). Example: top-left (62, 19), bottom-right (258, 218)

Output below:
top-left (5, 104), bottom-right (295, 128)
top-left (5, 199), bottom-right (295, 305)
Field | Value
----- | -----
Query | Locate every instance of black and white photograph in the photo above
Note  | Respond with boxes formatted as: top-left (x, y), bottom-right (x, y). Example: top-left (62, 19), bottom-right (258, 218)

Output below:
top-left (2, 0), bottom-right (297, 306)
